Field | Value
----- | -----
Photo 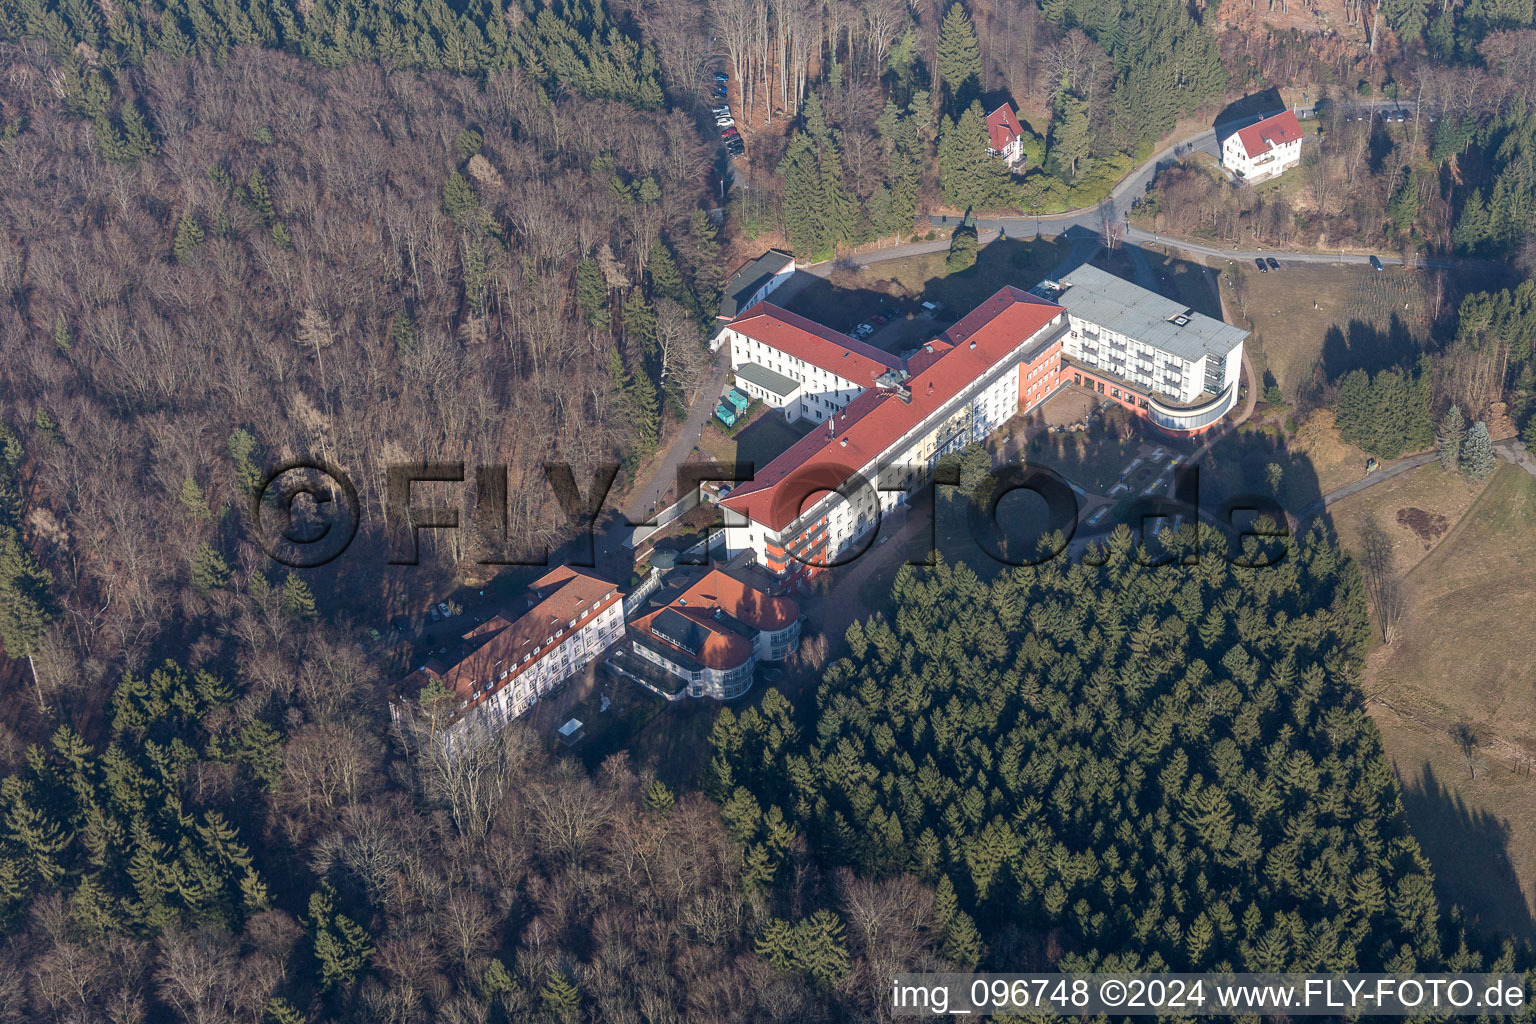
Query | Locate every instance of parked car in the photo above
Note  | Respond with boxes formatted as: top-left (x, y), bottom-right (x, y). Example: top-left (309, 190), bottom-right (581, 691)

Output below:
top-left (1254, 257), bottom-right (1268, 272)
top-left (1369, 254), bottom-right (1384, 271)
top-left (712, 105), bottom-right (731, 115)
top-left (716, 119), bottom-right (736, 130)
top-left (1265, 257), bottom-right (1280, 270)
top-left (429, 606), bottom-right (442, 622)
top-left (713, 72), bottom-right (729, 82)
top-left (720, 128), bottom-right (739, 139)
top-left (870, 314), bottom-right (887, 324)
top-left (437, 602), bottom-right (452, 618)
top-left (1395, 110), bottom-right (1406, 122)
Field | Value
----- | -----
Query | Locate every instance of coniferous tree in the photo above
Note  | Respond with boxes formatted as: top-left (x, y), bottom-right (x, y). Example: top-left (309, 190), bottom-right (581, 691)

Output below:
top-left (308, 884), bottom-right (373, 990)
top-left (190, 543), bottom-right (230, 593)
top-left (1437, 404), bottom-right (1467, 472)
top-left (173, 213), bottom-right (204, 264)
top-left (575, 260), bottom-right (610, 330)
top-left (1048, 94), bottom-right (1092, 181)
top-left (281, 573), bottom-right (318, 619)
top-left (1462, 421), bottom-right (1497, 481)
top-left (935, 3), bottom-right (981, 114)
top-left (946, 221), bottom-right (978, 272)
top-left (938, 102), bottom-right (1011, 210)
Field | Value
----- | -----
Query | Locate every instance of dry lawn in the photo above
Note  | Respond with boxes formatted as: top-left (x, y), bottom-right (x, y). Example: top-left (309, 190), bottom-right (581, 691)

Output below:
top-left (1329, 460), bottom-right (1486, 579)
top-left (1224, 263), bottom-right (1370, 397)
top-left (1349, 465), bottom-right (1536, 939)
top-left (1288, 409), bottom-right (1391, 496)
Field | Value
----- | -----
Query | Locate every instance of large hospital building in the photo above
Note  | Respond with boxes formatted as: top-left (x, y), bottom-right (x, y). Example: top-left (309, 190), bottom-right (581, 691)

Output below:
top-left (714, 262), bottom-right (1247, 583)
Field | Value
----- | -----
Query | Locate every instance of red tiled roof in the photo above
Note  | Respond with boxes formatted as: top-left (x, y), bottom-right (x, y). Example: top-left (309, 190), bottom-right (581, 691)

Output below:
top-left (721, 288), bottom-right (1063, 530)
top-left (632, 605), bottom-right (753, 670)
top-left (1235, 110), bottom-right (1303, 160)
top-left (729, 302), bottom-right (904, 384)
top-left (422, 568), bottom-right (619, 701)
top-left (986, 104), bottom-right (1024, 152)
top-left (676, 567), bottom-right (799, 630)
top-left (630, 568), bottom-right (798, 670)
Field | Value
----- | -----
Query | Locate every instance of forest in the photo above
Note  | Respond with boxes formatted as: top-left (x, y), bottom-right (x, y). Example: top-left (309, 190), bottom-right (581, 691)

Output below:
top-left (709, 527), bottom-right (1523, 983)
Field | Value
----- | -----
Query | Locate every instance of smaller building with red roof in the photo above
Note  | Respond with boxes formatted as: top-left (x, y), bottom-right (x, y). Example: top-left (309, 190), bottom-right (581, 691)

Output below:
top-left (1221, 109), bottom-right (1305, 182)
top-left (985, 103), bottom-right (1027, 167)
top-left (610, 558), bottom-right (801, 701)
top-left (393, 567), bottom-right (625, 748)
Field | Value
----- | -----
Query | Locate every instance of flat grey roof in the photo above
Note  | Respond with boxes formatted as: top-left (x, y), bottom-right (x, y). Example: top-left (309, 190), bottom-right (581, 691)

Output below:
top-left (735, 361), bottom-right (800, 397)
top-left (719, 250), bottom-right (795, 318)
top-left (1051, 264), bottom-right (1248, 363)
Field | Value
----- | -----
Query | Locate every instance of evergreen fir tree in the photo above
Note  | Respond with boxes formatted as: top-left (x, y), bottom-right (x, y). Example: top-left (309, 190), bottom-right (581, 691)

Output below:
top-left (1048, 94), bottom-right (1091, 181)
top-left (455, 126), bottom-right (483, 159)
top-left (943, 910), bottom-right (984, 970)
top-left (938, 102), bottom-right (1011, 210)
top-left (190, 543), bottom-right (231, 593)
top-left (540, 971), bottom-right (581, 1020)
top-left (228, 429), bottom-right (262, 496)
top-left (175, 211), bottom-right (207, 264)
top-left (1462, 421), bottom-right (1496, 481)
top-left (1437, 404), bottom-right (1466, 473)
top-left (576, 260), bottom-right (610, 330)
top-left (935, 3), bottom-right (981, 114)
top-left (308, 885), bottom-right (373, 990)
top-left (642, 779), bottom-right (675, 815)
top-left (178, 477), bottom-right (211, 521)
top-left (622, 288), bottom-right (658, 359)
top-left (780, 132), bottom-right (830, 258)
top-left (946, 221), bottom-right (978, 272)
top-left (244, 171), bottom-right (275, 226)
top-left (281, 573), bottom-right (317, 619)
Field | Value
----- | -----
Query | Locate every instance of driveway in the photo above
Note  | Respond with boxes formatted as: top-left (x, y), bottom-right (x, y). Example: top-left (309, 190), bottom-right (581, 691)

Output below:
top-left (621, 348), bottom-right (730, 525)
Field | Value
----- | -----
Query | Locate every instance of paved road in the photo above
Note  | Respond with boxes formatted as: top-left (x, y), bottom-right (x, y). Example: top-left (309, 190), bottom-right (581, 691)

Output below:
top-left (1291, 437), bottom-right (1536, 526)
top-left (804, 100), bottom-right (1464, 278)
top-left (1294, 450), bottom-right (1439, 522)
top-left (621, 348), bottom-right (731, 526)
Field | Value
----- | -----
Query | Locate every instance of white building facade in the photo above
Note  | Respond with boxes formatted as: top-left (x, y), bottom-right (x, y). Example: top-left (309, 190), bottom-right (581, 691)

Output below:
top-left (717, 268), bottom-right (1248, 581)
top-left (1220, 110), bottom-right (1305, 183)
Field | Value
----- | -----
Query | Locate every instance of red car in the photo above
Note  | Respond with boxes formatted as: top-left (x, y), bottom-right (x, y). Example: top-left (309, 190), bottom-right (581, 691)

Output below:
top-left (720, 127), bottom-right (739, 139)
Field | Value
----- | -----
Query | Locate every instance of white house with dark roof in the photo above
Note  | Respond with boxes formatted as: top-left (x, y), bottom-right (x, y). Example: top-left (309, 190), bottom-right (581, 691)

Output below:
top-left (712, 250), bottom-right (797, 341)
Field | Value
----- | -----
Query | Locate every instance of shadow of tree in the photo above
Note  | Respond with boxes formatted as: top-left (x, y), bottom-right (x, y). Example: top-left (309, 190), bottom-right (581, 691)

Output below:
top-left (1321, 314), bottom-right (1421, 381)
top-left (1214, 88), bottom-right (1287, 132)
top-left (1400, 760), bottom-right (1536, 941)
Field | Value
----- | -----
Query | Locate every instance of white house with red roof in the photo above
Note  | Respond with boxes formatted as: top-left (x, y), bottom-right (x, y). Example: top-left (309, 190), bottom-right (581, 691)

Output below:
top-left (394, 567), bottom-right (625, 749)
top-left (985, 103), bottom-right (1027, 167)
top-left (719, 303), bottom-right (905, 423)
top-left (611, 564), bottom-right (801, 700)
top-left (1220, 109), bottom-right (1305, 182)
top-left (720, 289), bottom-right (1069, 581)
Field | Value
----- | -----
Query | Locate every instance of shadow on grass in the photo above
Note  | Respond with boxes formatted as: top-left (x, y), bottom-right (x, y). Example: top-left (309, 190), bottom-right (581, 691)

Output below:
top-left (1321, 315), bottom-right (1421, 382)
top-left (1400, 760), bottom-right (1536, 941)
top-left (779, 237), bottom-right (1078, 332)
